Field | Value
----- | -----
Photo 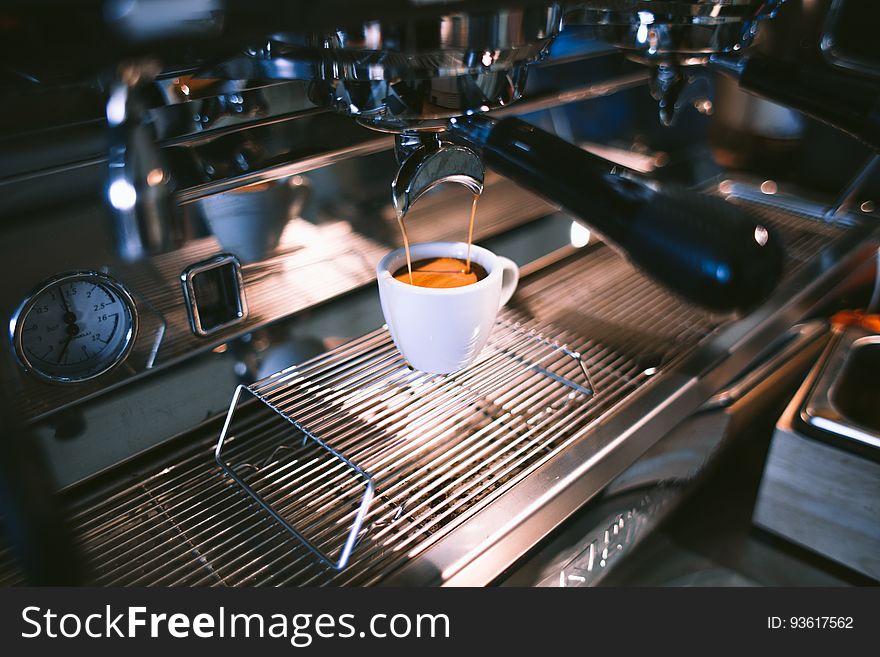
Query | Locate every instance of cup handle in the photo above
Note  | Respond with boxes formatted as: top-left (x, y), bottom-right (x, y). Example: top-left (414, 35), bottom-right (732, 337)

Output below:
top-left (497, 256), bottom-right (520, 309)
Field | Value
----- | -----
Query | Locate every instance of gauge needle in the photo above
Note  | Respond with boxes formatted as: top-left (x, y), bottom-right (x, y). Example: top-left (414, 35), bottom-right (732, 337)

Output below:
top-left (57, 335), bottom-right (72, 364)
top-left (59, 285), bottom-right (79, 329)
top-left (59, 285), bottom-right (71, 313)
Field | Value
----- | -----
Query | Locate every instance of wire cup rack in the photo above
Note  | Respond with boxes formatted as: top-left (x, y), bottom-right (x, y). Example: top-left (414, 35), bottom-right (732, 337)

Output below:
top-left (215, 315), bottom-right (595, 570)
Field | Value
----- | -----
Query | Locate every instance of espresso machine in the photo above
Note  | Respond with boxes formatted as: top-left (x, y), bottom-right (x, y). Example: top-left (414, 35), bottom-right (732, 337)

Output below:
top-left (0, 1), bottom-right (877, 586)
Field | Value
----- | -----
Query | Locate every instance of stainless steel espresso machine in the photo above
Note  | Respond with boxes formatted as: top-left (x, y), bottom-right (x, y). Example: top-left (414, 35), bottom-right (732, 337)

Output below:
top-left (0, 0), bottom-right (878, 586)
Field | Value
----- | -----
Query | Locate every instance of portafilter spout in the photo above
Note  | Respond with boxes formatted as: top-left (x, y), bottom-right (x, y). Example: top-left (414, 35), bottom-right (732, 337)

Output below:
top-left (564, 0), bottom-right (787, 126)
top-left (391, 132), bottom-right (485, 220)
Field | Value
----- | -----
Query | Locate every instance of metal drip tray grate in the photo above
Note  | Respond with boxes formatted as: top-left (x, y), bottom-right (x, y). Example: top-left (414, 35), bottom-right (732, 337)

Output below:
top-left (0, 191), bottom-right (862, 586)
top-left (216, 316), bottom-right (596, 570)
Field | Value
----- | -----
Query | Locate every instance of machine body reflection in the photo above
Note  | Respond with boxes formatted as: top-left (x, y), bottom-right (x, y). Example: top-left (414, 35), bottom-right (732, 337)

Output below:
top-left (0, 0), bottom-right (877, 586)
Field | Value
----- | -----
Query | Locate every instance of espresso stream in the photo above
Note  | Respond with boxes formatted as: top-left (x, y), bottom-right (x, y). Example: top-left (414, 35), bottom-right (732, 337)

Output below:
top-left (396, 193), bottom-right (480, 285)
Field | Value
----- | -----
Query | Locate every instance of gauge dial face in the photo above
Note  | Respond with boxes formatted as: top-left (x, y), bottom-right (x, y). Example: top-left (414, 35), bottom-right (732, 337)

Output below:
top-left (11, 272), bottom-right (137, 383)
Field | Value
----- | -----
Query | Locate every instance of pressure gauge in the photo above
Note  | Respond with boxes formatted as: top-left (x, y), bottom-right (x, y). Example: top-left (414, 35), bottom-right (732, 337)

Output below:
top-left (10, 272), bottom-right (138, 383)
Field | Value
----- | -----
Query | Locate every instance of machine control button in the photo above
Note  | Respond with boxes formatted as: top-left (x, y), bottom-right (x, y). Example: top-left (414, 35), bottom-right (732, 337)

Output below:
top-left (181, 253), bottom-right (247, 337)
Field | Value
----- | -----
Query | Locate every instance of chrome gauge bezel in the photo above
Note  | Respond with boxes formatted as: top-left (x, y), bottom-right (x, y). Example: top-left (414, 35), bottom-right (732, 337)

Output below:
top-left (9, 271), bottom-right (139, 384)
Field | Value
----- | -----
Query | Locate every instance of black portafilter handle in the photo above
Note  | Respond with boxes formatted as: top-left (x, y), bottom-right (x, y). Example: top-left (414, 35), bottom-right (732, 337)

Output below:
top-left (451, 116), bottom-right (784, 313)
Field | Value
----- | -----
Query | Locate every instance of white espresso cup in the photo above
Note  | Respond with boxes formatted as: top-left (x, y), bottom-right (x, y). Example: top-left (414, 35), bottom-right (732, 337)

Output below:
top-left (376, 241), bottom-right (519, 374)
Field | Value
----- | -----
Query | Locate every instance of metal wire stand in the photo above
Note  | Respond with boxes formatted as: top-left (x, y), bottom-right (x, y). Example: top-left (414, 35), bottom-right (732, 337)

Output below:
top-left (215, 315), bottom-right (595, 570)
